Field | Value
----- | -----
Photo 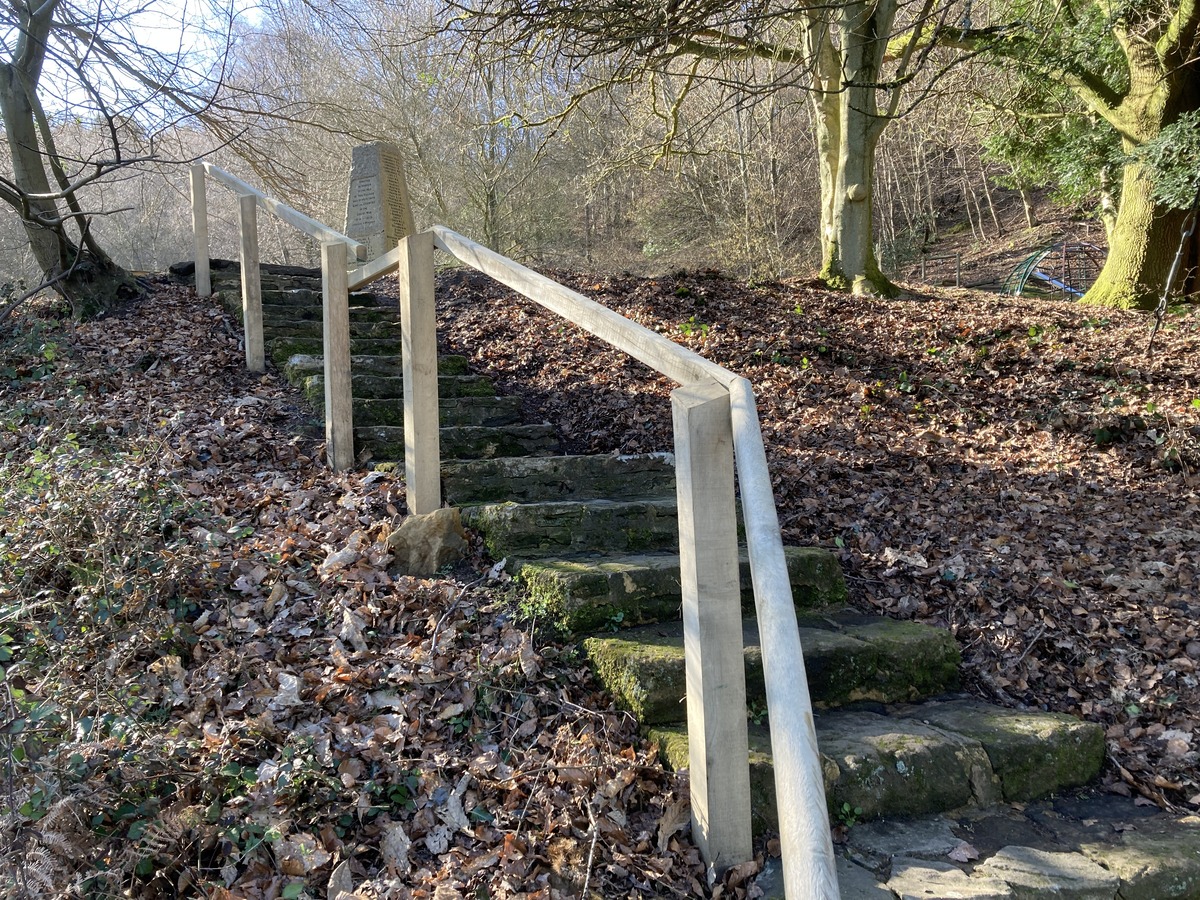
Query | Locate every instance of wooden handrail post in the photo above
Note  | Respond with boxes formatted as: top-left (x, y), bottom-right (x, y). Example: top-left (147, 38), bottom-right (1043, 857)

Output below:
top-left (237, 193), bottom-right (264, 372)
top-left (399, 232), bottom-right (441, 514)
top-left (190, 164), bottom-right (210, 297)
top-left (321, 241), bottom-right (354, 471)
top-left (672, 379), bottom-right (753, 872)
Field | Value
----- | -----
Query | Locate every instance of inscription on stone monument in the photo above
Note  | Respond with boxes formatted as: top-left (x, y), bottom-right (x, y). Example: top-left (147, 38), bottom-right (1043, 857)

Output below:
top-left (344, 142), bottom-right (416, 260)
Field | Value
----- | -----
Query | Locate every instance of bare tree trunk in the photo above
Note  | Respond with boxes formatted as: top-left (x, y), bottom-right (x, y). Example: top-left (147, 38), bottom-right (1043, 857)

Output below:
top-left (0, 2), bottom-right (138, 319)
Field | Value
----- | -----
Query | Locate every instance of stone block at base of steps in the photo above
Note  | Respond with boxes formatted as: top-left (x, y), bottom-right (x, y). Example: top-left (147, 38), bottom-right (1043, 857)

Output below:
top-left (765, 796), bottom-right (1200, 899)
top-left (441, 453), bottom-right (677, 505)
top-left (260, 303), bottom-right (395, 325)
top-left (513, 546), bottom-right (847, 633)
top-left (355, 424), bottom-right (560, 461)
top-left (269, 337), bottom-right (404, 367)
top-left (460, 498), bottom-right (680, 558)
top-left (308, 394), bottom-right (523, 428)
top-left (284, 354), bottom-right (471, 380)
top-left (586, 610), bottom-right (961, 723)
top-left (649, 698), bottom-right (1104, 833)
top-left (299, 373), bottom-right (495, 401)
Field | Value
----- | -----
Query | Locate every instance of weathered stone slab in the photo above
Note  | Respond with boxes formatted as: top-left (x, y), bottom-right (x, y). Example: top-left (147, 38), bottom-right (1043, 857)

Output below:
top-left (355, 424), bottom-right (559, 461)
top-left (386, 507), bottom-right (467, 576)
top-left (262, 303), bottom-right (395, 325)
top-left (799, 620), bottom-right (959, 707)
top-left (851, 619), bottom-right (961, 698)
top-left (836, 856), bottom-right (895, 899)
top-left (584, 615), bottom-right (959, 723)
top-left (517, 546), bottom-right (846, 634)
top-left (340, 396), bottom-right (521, 428)
top-left (898, 700), bottom-right (1104, 801)
top-left (460, 498), bottom-right (679, 557)
top-left (754, 857), bottom-right (892, 900)
top-left (819, 710), bottom-right (1001, 819)
top-left (269, 337), bottom-right (403, 367)
top-left (284, 353), bottom-right (470, 382)
top-left (300, 373), bottom-right (493, 402)
top-left (887, 860), bottom-right (1014, 899)
top-left (973, 846), bottom-right (1118, 899)
top-left (344, 142), bottom-right (416, 261)
top-left (441, 453), bottom-right (677, 505)
top-left (266, 319), bottom-right (397, 340)
top-left (846, 816), bottom-right (962, 872)
top-left (1079, 818), bottom-right (1200, 900)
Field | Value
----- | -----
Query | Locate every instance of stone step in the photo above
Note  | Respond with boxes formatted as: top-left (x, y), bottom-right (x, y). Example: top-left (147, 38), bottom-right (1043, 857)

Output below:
top-left (269, 337), bottom-right (403, 366)
top-left (284, 353), bottom-right (471, 380)
top-left (261, 303), bottom-right (396, 326)
top-left (355, 424), bottom-right (560, 461)
top-left (461, 498), bottom-right (680, 558)
top-left (335, 396), bottom-right (523, 429)
top-left (585, 610), bottom-right (961, 723)
top-left (514, 546), bottom-right (846, 633)
top-left (441, 453), bottom-right (677, 505)
top-left (259, 288), bottom-right (386, 308)
top-left (818, 794), bottom-right (1200, 900)
top-left (265, 319), bottom-right (398, 341)
top-left (299, 373), bottom-right (495, 401)
top-left (650, 698), bottom-right (1104, 836)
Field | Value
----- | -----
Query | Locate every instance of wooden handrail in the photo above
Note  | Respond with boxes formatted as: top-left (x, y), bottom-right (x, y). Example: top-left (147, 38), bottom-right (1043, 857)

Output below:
top-left (431, 226), bottom-right (730, 388)
top-left (201, 163), bottom-right (367, 260)
top-left (348, 244), bottom-right (401, 292)
top-left (184, 158), bottom-right (838, 892)
top-left (427, 225), bottom-right (838, 899)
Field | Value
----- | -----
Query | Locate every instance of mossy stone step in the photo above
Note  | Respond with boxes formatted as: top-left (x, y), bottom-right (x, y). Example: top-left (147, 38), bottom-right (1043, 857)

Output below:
top-left (261, 304), bottom-right (397, 326)
top-left (585, 611), bottom-right (960, 723)
top-left (650, 699), bottom-right (1104, 834)
top-left (356, 424), bottom-right (560, 461)
top-left (515, 546), bottom-right (847, 633)
top-left (299, 373), bottom-right (494, 401)
top-left (269, 337), bottom-right (403, 367)
top-left (258, 288), bottom-right (386, 308)
top-left (330, 396), bottom-right (522, 428)
top-left (442, 453), bottom-right (677, 505)
top-left (461, 498), bottom-right (680, 558)
top-left (284, 354), bottom-right (471, 381)
top-left (265, 320), bottom-right (399, 341)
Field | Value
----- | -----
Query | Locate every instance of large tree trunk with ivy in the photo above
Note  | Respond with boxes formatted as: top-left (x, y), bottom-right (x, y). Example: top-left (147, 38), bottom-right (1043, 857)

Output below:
top-left (1083, 157), bottom-right (1194, 309)
top-left (0, 0), bottom-right (140, 320)
top-left (1071, 0), bottom-right (1200, 310)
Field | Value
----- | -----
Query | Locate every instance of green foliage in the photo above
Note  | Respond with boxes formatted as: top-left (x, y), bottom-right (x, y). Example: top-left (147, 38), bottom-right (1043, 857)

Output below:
top-left (677, 315), bottom-right (710, 338)
top-left (836, 801), bottom-right (864, 828)
top-left (1129, 111), bottom-right (1200, 209)
top-left (983, 109), bottom-right (1122, 210)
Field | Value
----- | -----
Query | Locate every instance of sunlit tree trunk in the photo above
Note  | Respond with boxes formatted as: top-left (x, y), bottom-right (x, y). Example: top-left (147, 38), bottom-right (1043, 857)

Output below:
top-left (1084, 157), bottom-right (1190, 309)
top-left (0, 1), bottom-right (138, 318)
top-left (815, 0), bottom-right (898, 296)
top-left (1076, 4), bottom-right (1199, 309)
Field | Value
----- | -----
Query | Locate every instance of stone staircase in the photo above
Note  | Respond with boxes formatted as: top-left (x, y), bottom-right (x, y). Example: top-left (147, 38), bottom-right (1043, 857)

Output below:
top-left (183, 259), bottom-right (1200, 899)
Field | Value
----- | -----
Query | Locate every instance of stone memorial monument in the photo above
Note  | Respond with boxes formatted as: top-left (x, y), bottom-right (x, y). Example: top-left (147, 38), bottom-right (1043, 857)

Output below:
top-left (344, 142), bottom-right (416, 260)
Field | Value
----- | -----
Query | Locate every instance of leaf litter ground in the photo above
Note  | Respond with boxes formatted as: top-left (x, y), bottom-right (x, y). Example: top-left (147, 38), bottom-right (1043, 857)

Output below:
top-left (1, 269), bottom-right (1197, 899)
top-left (433, 268), bottom-right (1200, 810)
top-left (0, 282), bottom-right (702, 899)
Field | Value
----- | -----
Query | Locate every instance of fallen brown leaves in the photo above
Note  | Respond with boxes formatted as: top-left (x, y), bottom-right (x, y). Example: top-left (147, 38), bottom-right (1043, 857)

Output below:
top-left (432, 268), bottom-right (1200, 810)
top-left (0, 283), bottom-right (709, 899)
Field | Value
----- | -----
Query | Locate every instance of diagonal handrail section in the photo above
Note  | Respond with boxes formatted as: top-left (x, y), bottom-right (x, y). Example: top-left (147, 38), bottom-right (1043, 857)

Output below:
top-left (425, 227), bottom-right (839, 898)
top-left (189, 166), bottom-right (838, 896)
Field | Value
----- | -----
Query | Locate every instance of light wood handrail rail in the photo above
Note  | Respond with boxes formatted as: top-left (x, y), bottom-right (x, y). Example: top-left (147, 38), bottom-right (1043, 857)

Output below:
top-left (431, 226), bottom-right (730, 388)
top-left (428, 224), bottom-right (838, 899)
top-left (201, 163), bottom-right (367, 260)
top-left (184, 159), bottom-right (838, 891)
